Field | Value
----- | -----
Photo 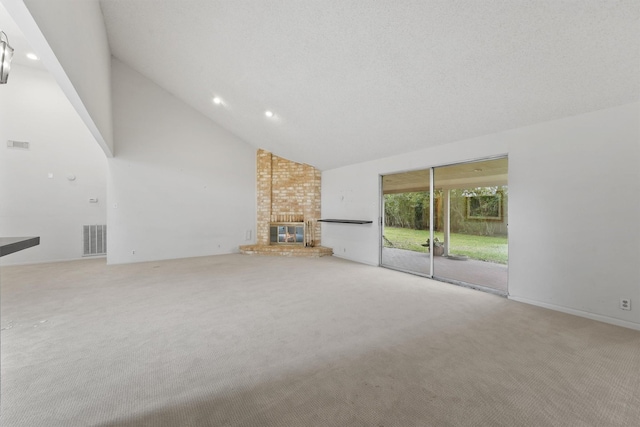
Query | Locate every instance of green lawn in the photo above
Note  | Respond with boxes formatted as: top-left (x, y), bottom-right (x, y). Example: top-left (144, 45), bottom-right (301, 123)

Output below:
top-left (383, 226), bottom-right (508, 264)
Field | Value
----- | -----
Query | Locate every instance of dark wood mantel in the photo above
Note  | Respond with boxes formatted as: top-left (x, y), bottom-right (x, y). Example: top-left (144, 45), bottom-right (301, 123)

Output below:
top-left (318, 219), bottom-right (373, 224)
top-left (0, 237), bottom-right (41, 257)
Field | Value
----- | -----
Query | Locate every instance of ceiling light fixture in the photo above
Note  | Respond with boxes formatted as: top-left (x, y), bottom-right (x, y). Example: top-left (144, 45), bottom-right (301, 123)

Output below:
top-left (212, 96), bottom-right (222, 105)
top-left (0, 31), bottom-right (15, 84)
top-left (26, 52), bottom-right (38, 60)
top-left (264, 110), bottom-right (274, 118)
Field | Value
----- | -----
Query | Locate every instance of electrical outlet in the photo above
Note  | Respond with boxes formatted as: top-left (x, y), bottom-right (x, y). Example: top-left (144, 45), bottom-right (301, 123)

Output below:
top-left (620, 298), bottom-right (631, 311)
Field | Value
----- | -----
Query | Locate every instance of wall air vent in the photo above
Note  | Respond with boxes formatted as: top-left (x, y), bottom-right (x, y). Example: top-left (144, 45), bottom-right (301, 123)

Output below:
top-left (83, 225), bottom-right (107, 256)
top-left (7, 140), bottom-right (30, 150)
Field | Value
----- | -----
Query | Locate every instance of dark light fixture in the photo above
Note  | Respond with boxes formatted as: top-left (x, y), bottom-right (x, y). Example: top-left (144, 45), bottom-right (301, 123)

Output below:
top-left (1, 31), bottom-right (15, 84)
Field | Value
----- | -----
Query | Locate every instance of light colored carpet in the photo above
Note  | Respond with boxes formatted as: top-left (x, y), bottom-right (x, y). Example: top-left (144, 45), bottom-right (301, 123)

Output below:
top-left (1, 254), bottom-right (639, 426)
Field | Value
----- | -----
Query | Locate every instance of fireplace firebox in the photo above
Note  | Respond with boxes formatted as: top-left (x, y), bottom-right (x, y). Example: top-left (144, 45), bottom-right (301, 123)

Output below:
top-left (270, 222), bottom-right (305, 245)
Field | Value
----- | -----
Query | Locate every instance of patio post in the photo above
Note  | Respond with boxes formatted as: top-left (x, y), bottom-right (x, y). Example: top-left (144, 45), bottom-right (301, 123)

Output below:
top-left (443, 189), bottom-right (450, 256)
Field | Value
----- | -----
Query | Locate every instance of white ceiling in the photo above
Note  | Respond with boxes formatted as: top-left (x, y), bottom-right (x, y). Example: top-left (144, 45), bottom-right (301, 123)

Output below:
top-left (0, 2), bottom-right (44, 70)
top-left (28, 1), bottom-right (640, 170)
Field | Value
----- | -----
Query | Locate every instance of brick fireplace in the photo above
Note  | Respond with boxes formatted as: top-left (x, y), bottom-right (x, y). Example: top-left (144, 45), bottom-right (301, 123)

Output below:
top-left (239, 149), bottom-right (332, 257)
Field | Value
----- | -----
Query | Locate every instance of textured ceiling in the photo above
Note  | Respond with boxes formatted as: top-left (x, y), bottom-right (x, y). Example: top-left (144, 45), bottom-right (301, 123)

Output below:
top-left (99, 0), bottom-right (639, 170)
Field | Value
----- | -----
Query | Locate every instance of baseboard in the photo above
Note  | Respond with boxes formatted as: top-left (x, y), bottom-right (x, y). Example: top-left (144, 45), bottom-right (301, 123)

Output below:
top-left (331, 253), bottom-right (378, 267)
top-left (0, 255), bottom-right (106, 267)
top-left (508, 296), bottom-right (640, 331)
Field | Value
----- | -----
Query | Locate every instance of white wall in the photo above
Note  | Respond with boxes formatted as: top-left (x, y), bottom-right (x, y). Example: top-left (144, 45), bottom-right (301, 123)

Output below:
top-left (322, 103), bottom-right (640, 329)
top-left (0, 65), bottom-right (107, 265)
top-left (4, 0), bottom-right (114, 156)
top-left (507, 104), bottom-right (639, 328)
top-left (107, 59), bottom-right (256, 264)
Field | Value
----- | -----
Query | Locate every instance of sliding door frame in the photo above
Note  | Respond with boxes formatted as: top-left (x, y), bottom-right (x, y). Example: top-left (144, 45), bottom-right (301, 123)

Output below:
top-left (379, 168), bottom-right (434, 278)
top-left (379, 155), bottom-right (508, 293)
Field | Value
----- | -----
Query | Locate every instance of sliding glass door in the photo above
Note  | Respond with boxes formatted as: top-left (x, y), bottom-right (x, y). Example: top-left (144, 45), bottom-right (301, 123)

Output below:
top-left (432, 159), bottom-right (508, 293)
top-left (380, 158), bottom-right (508, 294)
top-left (380, 169), bottom-right (432, 277)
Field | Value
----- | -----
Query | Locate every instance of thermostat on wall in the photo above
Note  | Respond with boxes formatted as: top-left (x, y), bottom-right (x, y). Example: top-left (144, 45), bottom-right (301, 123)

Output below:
top-left (89, 198), bottom-right (98, 203)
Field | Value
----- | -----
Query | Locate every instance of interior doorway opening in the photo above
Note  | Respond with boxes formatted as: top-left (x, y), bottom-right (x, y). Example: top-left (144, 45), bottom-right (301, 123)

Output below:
top-left (380, 157), bottom-right (508, 295)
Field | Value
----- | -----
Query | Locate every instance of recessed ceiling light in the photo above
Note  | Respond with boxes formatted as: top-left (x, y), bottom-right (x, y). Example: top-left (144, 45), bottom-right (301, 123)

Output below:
top-left (26, 53), bottom-right (38, 60)
top-left (212, 96), bottom-right (222, 105)
top-left (265, 110), bottom-right (274, 118)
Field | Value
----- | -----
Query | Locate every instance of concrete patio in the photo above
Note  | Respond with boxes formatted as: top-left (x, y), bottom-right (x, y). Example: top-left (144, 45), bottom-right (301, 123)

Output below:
top-left (381, 247), bottom-right (508, 294)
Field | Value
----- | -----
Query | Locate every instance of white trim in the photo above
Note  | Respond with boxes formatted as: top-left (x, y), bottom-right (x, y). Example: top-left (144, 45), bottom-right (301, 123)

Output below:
top-left (0, 255), bottom-right (106, 267)
top-left (509, 296), bottom-right (640, 331)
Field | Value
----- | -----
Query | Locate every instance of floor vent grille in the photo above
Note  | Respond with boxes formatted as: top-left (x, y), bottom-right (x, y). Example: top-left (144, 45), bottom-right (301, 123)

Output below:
top-left (83, 225), bottom-right (107, 256)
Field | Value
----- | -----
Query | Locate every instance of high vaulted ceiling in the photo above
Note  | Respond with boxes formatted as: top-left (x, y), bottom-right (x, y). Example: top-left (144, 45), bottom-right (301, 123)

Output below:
top-left (0, 2), bottom-right (43, 70)
top-left (43, 1), bottom-right (640, 170)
